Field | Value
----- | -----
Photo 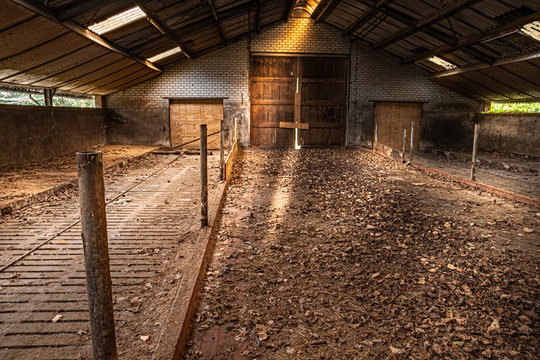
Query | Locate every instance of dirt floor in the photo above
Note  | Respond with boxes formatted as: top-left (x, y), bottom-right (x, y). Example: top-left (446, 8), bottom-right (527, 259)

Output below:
top-left (186, 148), bottom-right (539, 359)
top-left (414, 150), bottom-right (540, 201)
top-left (0, 145), bottom-right (157, 209)
top-left (0, 152), bottom-right (220, 359)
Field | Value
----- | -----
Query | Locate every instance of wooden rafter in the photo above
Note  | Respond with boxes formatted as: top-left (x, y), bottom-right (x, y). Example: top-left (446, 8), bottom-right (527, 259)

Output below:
top-left (372, 0), bottom-right (479, 50)
top-left (131, 0), bottom-right (260, 53)
top-left (369, 4), bottom-right (495, 63)
top-left (57, 0), bottom-right (112, 22)
top-left (345, 0), bottom-right (390, 35)
top-left (312, 0), bottom-right (341, 22)
top-left (404, 11), bottom-right (540, 64)
top-left (10, 0), bottom-right (162, 72)
top-left (373, 0), bottom-right (478, 49)
top-left (206, 0), bottom-right (227, 45)
top-left (132, 0), bottom-right (192, 59)
top-left (431, 50), bottom-right (540, 79)
top-left (256, 0), bottom-right (263, 34)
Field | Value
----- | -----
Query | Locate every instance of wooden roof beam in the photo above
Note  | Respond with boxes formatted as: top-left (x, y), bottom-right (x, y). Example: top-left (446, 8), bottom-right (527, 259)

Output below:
top-left (11, 0), bottom-right (162, 72)
top-left (404, 11), bottom-right (540, 64)
top-left (431, 50), bottom-right (540, 79)
top-left (372, 0), bottom-right (479, 50)
top-left (132, 0), bottom-right (192, 59)
top-left (129, 1), bottom-right (260, 54)
top-left (256, 0), bottom-right (263, 34)
top-left (369, 4), bottom-right (496, 63)
top-left (57, 0), bottom-right (113, 22)
top-left (312, 0), bottom-right (342, 22)
top-left (345, 0), bottom-right (390, 35)
top-left (206, 0), bottom-right (227, 45)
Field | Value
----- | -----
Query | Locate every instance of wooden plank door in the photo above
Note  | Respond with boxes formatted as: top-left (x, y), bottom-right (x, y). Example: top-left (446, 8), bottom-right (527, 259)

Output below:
top-left (169, 99), bottom-right (223, 149)
top-left (299, 57), bottom-right (347, 146)
top-left (250, 56), bottom-right (296, 147)
top-left (374, 102), bottom-right (421, 150)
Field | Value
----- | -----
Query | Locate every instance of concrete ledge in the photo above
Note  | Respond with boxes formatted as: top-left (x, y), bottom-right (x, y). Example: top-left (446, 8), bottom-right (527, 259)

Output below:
top-left (411, 163), bottom-right (540, 208)
top-left (152, 141), bottom-right (239, 360)
top-left (0, 148), bottom-right (157, 216)
top-left (365, 147), bottom-right (540, 209)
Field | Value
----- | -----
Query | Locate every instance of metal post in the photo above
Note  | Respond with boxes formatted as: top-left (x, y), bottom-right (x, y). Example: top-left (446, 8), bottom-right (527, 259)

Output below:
top-left (470, 123), bottom-right (480, 181)
top-left (410, 121), bottom-right (415, 163)
top-left (76, 151), bottom-right (117, 360)
top-left (402, 129), bottom-right (407, 163)
top-left (219, 120), bottom-right (224, 182)
top-left (200, 124), bottom-right (208, 227)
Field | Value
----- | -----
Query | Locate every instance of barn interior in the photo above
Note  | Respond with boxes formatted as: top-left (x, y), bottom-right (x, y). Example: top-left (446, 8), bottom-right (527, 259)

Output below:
top-left (0, 0), bottom-right (539, 359)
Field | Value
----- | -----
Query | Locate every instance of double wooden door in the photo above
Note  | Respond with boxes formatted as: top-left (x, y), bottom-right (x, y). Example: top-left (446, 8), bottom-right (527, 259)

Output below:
top-left (250, 56), bottom-right (347, 147)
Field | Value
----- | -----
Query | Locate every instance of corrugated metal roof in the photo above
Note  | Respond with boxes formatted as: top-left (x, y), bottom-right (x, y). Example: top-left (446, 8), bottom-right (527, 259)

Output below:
top-left (0, 0), bottom-right (292, 95)
top-left (318, 0), bottom-right (540, 101)
top-left (0, 0), bottom-right (539, 100)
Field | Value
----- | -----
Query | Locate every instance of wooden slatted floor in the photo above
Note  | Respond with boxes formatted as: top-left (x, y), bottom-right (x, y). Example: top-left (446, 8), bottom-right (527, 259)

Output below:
top-left (0, 153), bottom-right (219, 359)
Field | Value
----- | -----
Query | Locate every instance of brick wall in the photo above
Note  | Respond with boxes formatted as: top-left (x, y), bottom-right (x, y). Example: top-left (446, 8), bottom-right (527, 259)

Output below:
top-left (251, 18), bottom-right (349, 54)
top-left (108, 39), bottom-right (250, 146)
top-left (108, 18), bottom-right (478, 148)
top-left (349, 40), bottom-right (474, 103)
top-left (108, 39), bottom-right (250, 109)
top-left (348, 40), bottom-right (479, 147)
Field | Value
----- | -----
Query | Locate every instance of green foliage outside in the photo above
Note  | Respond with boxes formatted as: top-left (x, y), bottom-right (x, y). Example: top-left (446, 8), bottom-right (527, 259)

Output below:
top-left (0, 90), bottom-right (94, 108)
top-left (488, 102), bottom-right (540, 114)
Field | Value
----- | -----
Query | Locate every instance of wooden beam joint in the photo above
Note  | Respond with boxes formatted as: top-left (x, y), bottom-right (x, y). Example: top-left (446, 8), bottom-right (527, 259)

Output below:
top-left (132, 0), bottom-right (192, 59)
top-left (11, 0), bottom-right (163, 72)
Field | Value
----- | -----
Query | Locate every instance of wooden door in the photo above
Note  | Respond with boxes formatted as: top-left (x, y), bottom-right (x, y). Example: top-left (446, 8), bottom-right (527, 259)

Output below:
top-left (374, 102), bottom-right (422, 150)
top-left (250, 56), bottom-right (296, 147)
top-left (169, 99), bottom-right (223, 149)
top-left (299, 57), bottom-right (347, 146)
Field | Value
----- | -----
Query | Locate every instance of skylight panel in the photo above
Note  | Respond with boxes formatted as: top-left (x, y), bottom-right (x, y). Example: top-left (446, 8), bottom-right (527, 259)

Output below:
top-left (521, 21), bottom-right (540, 42)
top-left (147, 47), bottom-right (182, 63)
top-left (88, 7), bottom-right (146, 35)
top-left (427, 56), bottom-right (457, 70)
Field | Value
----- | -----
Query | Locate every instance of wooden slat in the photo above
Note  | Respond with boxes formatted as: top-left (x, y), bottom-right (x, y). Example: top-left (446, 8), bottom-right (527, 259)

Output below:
top-left (279, 122), bottom-right (309, 129)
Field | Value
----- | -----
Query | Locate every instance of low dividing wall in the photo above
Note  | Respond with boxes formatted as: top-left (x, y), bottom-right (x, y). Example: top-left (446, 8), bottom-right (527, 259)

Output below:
top-left (0, 105), bottom-right (106, 166)
top-left (478, 113), bottom-right (540, 156)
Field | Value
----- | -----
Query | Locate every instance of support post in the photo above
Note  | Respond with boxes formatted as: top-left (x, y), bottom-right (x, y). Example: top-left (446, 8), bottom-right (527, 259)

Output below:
top-left (402, 129), bottom-right (407, 163)
top-left (470, 123), bottom-right (480, 181)
top-left (410, 121), bottom-right (415, 163)
top-left (374, 118), bottom-right (378, 145)
top-left (219, 120), bottom-right (224, 182)
top-left (76, 151), bottom-right (117, 360)
top-left (200, 124), bottom-right (208, 227)
top-left (234, 117), bottom-right (238, 143)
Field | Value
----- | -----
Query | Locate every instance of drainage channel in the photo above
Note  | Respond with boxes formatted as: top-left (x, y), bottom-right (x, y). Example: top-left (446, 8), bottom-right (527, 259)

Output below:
top-left (0, 153), bottom-right (219, 359)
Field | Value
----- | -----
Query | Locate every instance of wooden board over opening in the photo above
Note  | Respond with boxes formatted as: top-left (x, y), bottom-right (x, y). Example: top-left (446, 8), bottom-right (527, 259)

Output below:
top-left (169, 99), bottom-right (223, 149)
top-left (374, 102), bottom-right (422, 151)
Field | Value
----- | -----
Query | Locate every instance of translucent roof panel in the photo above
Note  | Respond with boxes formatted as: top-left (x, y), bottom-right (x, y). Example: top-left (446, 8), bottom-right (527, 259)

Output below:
top-left (88, 7), bottom-right (146, 35)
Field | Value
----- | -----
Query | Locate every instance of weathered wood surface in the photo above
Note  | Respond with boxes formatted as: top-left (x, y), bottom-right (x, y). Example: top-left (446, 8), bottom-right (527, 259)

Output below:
top-left (250, 56), bottom-right (347, 147)
top-left (374, 102), bottom-right (422, 151)
top-left (170, 99), bottom-right (223, 149)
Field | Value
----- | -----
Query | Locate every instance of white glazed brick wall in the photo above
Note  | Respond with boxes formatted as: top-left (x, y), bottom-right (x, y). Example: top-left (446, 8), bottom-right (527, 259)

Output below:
top-left (350, 41), bottom-right (476, 105)
top-left (108, 39), bottom-right (250, 107)
top-left (250, 17), bottom-right (349, 54)
top-left (109, 20), bottom-right (476, 108)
